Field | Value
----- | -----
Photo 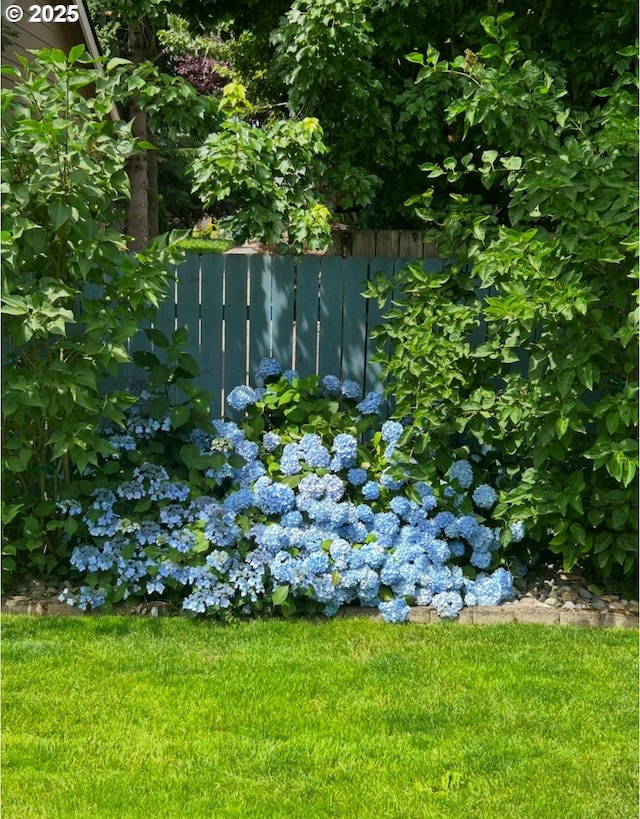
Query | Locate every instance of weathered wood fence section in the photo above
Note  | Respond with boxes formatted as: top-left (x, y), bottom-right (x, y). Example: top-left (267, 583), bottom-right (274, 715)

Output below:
top-left (327, 228), bottom-right (438, 259)
top-left (119, 253), bottom-right (447, 418)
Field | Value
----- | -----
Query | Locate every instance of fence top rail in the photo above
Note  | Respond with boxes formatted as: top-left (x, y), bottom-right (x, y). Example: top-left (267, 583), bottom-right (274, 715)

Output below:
top-left (221, 230), bottom-right (440, 260)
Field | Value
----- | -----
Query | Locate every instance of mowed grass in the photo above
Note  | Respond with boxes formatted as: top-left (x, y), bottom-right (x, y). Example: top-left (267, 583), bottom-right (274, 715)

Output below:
top-left (2, 615), bottom-right (637, 819)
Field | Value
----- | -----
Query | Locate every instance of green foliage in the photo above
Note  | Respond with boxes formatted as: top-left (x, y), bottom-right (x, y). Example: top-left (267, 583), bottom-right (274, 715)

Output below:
top-left (239, 373), bottom-right (373, 441)
top-left (189, 82), bottom-right (332, 252)
top-left (366, 21), bottom-right (638, 580)
top-left (266, 0), bottom-right (637, 226)
top-left (0, 48), bottom-right (186, 586)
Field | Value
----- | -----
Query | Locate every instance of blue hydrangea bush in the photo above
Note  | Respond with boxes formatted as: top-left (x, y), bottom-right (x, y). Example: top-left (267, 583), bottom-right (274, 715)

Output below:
top-left (59, 358), bottom-right (523, 622)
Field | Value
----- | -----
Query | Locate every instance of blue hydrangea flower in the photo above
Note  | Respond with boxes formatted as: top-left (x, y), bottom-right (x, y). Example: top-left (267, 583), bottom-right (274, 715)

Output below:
top-left (282, 369), bottom-right (298, 383)
top-left (341, 380), bottom-right (361, 400)
top-left (299, 434), bottom-right (331, 468)
top-left (356, 392), bottom-right (381, 415)
top-left (470, 547), bottom-right (491, 569)
top-left (254, 477), bottom-right (295, 516)
top-left (464, 569), bottom-right (512, 607)
top-left (379, 598), bottom-right (410, 623)
top-left (262, 432), bottom-right (280, 451)
top-left (373, 512), bottom-right (400, 537)
top-left (432, 590), bottom-right (464, 619)
top-left (57, 499), bottom-right (83, 516)
top-left (281, 511), bottom-right (303, 528)
top-left (361, 481), bottom-right (380, 500)
top-left (332, 433), bottom-right (358, 468)
top-left (448, 460), bottom-right (473, 489)
top-left (227, 385), bottom-right (259, 412)
top-left (255, 358), bottom-right (281, 380)
top-left (381, 420), bottom-right (403, 444)
top-left (280, 442), bottom-right (302, 476)
top-left (389, 497), bottom-right (412, 519)
top-left (322, 375), bottom-right (341, 394)
top-left (347, 468), bottom-right (367, 486)
top-left (510, 521), bottom-right (526, 542)
top-left (472, 484), bottom-right (497, 509)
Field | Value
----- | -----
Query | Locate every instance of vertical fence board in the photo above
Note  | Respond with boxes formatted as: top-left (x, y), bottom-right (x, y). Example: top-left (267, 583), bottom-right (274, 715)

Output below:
top-left (271, 255), bottom-right (295, 370)
top-left (398, 231), bottom-right (424, 259)
top-left (351, 230), bottom-right (376, 258)
top-left (294, 256), bottom-right (321, 376)
top-left (175, 254), bottom-right (201, 401)
top-left (365, 257), bottom-right (394, 399)
top-left (156, 265), bottom-right (177, 340)
top-left (341, 257), bottom-right (368, 388)
top-left (376, 231), bottom-right (399, 258)
top-left (200, 254), bottom-right (224, 417)
top-left (249, 254), bottom-right (273, 378)
top-left (223, 255), bottom-right (249, 402)
top-left (318, 256), bottom-right (344, 378)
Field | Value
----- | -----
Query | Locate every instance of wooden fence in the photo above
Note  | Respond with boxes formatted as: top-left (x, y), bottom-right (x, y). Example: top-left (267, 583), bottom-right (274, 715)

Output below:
top-left (117, 253), bottom-right (448, 418)
top-left (326, 228), bottom-right (439, 259)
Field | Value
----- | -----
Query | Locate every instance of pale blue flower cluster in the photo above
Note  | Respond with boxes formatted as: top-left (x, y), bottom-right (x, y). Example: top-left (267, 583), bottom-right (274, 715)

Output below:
top-left (472, 484), bottom-right (498, 509)
top-left (256, 358), bottom-right (281, 380)
top-left (356, 392), bottom-right (382, 415)
top-left (227, 386), bottom-right (260, 412)
top-left (449, 460), bottom-right (473, 489)
top-left (63, 365), bottom-right (519, 623)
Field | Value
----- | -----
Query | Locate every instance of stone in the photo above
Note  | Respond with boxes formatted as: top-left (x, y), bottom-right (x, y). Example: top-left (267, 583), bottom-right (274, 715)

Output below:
top-left (455, 608), bottom-right (475, 625)
top-left (608, 602), bottom-right (627, 613)
top-left (545, 596), bottom-right (560, 607)
top-left (515, 597), bottom-right (541, 608)
top-left (559, 591), bottom-right (575, 603)
top-left (603, 612), bottom-right (638, 629)
top-left (3, 595), bottom-right (30, 607)
top-left (2, 599), bottom-right (43, 615)
top-left (515, 606), bottom-right (560, 625)
top-left (560, 610), bottom-right (604, 627)
top-left (42, 601), bottom-right (84, 616)
top-left (628, 601), bottom-right (639, 614)
top-left (408, 607), bottom-right (433, 624)
top-left (470, 606), bottom-right (514, 625)
top-left (561, 601), bottom-right (575, 610)
top-left (577, 587), bottom-right (593, 601)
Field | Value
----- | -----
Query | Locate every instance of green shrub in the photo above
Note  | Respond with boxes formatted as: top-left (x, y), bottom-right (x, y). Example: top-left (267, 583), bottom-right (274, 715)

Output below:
top-left (366, 18), bottom-right (638, 583)
top-left (1, 48), bottom-right (185, 587)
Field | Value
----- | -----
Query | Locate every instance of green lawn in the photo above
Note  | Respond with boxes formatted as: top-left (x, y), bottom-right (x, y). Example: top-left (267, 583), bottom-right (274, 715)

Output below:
top-left (2, 616), bottom-right (637, 819)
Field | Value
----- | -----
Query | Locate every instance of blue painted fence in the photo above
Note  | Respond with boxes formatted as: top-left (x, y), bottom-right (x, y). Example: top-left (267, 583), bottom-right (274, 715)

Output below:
top-left (116, 253), bottom-right (449, 417)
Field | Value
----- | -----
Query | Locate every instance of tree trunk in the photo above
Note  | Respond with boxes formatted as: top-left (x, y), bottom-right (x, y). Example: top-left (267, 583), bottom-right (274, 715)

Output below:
top-left (126, 18), bottom-right (149, 250)
top-left (147, 128), bottom-right (159, 238)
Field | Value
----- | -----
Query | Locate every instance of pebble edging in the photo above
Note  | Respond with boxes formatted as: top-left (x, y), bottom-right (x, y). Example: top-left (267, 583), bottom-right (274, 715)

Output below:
top-left (2, 569), bottom-right (638, 628)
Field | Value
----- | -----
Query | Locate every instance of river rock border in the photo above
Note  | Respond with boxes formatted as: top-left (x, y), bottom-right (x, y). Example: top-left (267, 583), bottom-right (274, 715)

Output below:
top-left (2, 568), bottom-right (638, 628)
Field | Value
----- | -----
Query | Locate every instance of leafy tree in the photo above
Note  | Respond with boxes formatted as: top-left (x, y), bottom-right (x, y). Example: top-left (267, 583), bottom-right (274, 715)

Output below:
top-left (86, 0), bottom-right (234, 246)
top-left (366, 14), bottom-right (638, 583)
top-left (0, 48), bottom-right (186, 585)
top-left (268, 0), bottom-right (637, 227)
top-left (189, 82), bottom-right (331, 251)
